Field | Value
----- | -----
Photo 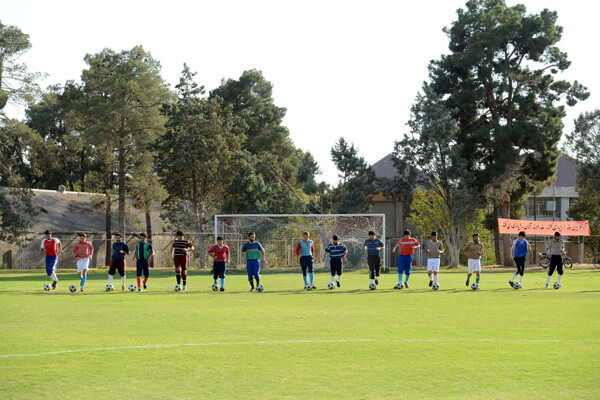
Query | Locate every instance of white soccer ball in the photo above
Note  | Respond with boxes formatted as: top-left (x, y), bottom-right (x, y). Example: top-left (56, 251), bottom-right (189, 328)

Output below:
top-left (432, 282), bottom-right (440, 290)
top-left (43, 283), bottom-right (51, 291)
top-left (105, 284), bottom-right (114, 292)
top-left (395, 282), bottom-right (405, 289)
top-left (128, 284), bottom-right (136, 292)
top-left (212, 283), bottom-right (219, 291)
top-left (174, 284), bottom-right (182, 292)
top-left (513, 282), bottom-right (522, 289)
top-left (256, 284), bottom-right (264, 292)
top-left (471, 282), bottom-right (479, 291)
top-left (69, 285), bottom-right (77, 293)
top-left (327, 282), bottom-right (335, 290)
top-left (553, 281), bottom-right (561, 290)
top-left (369, 282), bottom-right (376, 290)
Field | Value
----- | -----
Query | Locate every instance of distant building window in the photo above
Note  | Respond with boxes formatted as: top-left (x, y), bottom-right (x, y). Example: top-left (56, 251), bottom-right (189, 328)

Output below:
top-left (525, 197), bottom-right (561, 218)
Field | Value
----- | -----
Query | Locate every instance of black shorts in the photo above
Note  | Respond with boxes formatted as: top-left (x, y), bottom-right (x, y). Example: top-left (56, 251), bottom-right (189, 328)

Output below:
top-left (136, 259), bottom-right (150, 277)
top-left (213, 261), bottom-right (226, 279)
top-left (330, 258), bottom-right (343, 276)
top-left (300, 256), bottom-right (314, 275)
top-left (109, 259), bottom-right (126, 277)
top-left (548, 254), bottom-right (563, 276)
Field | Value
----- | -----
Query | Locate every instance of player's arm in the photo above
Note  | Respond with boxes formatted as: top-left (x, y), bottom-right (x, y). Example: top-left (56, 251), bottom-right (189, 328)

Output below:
top-left (377, 240), bottom-right (384, 251)
top-left (413, 240), bottom-right (420, 249)
top-left (438, 244), bottom-right (444, 254)
top-left (260, 243), bottom-right (266, 264)
top-left (188, 243), bottom-right (195, 252)
top-left (295, 242), bottom-right (301, 258)
top-left (311, 243), bottom-right (315, 258)
top-left (88, 243), bottom-right (94, 259)
top-left (342, 247), bottom-right (348, 262)
top-left (148, 244), bottom-right (154, 260)
top-left (123, 243), bottom-right (130, 256)
top-left (72, 244), bottom-right (78, 259)
top-left (133, 245), bottom-right (138, 260)
top-left (171, 245), bottom-right (175, 260)
top-left (58, 240), bottom-right (63, 254)
top-left (392, 242), bottom-right (400, 253)
top-left (226, 247), bottom-right (230, 263)
top-left (323, 246), bottom-right (330, 261)
top-left (527, 241), bottom-right (532, 252)
top-left (39, 240), bottom-right (44, 254)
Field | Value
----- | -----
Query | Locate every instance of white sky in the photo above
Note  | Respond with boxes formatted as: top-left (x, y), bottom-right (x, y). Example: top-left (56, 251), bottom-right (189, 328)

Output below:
top-left (2, 0), bottom-right (598, 184)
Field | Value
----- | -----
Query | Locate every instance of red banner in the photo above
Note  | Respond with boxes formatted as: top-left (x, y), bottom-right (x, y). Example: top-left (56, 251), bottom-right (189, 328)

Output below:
top-left (497, 218), bottom-right (591, 236)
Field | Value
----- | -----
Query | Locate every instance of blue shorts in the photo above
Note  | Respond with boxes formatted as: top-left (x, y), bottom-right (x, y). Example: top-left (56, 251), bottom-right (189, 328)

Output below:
top-left (397, 255), bottom-right (412, 275)
top-left (246, 259), bottom-right (260, 281)
top-left (300, 256), bottom-right (313, 276)
top-left (136, 259), bottom-right (150, 277)
top-left (45, 255), bottom-right (58, 276)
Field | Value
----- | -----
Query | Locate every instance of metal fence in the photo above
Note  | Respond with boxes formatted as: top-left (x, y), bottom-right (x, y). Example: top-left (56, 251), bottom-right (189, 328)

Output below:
top-left (2, 232), bottom-right (599, 270)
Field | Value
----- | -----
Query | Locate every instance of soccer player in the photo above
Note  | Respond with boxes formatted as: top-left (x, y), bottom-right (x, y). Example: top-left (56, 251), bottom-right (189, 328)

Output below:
top-left (425, 231), bottom-right (444, 287)
top-left (72, 233), bottom-right (93, 291)
top-left (39, 229), bottom-right (62, 289)
top-left (133, 232), bottom-right (153, 291)
top-left (208, 236), bottom-right (230, 292)
top-left (324, 235), bottom-right (347, 288)
top-left (172, 231), bottom-right (194, 291)
top-left (509, 231), bottom-right (531, 288)
top-left (109, 233), bottom-right (129, 291)
top-left (296, 231), bottom-right (316, 290)
top-left (363, 230), bottom-right (384, 287)
top-left (242, 232), bottom-right (266, 291)
top-left (392, 230), bottom-right (420, 288)
top-left (545, 231), bottom-right (565, 289)
top-left (463, 233), bottom-right (484, 288)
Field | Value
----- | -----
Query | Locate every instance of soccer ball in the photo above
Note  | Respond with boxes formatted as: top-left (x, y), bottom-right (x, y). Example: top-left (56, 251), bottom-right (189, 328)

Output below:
top-left (394, 282), bottom-right (405, 290)
top-left (43, 283), bottom-right (51, 291)
top-left (471, 282), bottom-right (479, 291)
top-left (306, 284), bottom-right (311, 291)
top-left (128, 284), bottom-right (136, 292)
top-left (105, 284), bottom-right (114, 292)
top-left (69, 285), bottom-right (77, 293)
top-left (513, 282), bottom-right (522, 289)
top-left (327, 282), bottom-right (335, 290)
top-left (369, 282), bottom-right (376, 290)
top-left (174, 284), bottom-right (182, 292)
top-left (212, 283), bottom-right (219, 291)
top-left (256, 284), bottom-right (264, 292)
top-left (432, 282), bottom-right (440, 290)
top-left (553, 281), bottom-right (561, 290)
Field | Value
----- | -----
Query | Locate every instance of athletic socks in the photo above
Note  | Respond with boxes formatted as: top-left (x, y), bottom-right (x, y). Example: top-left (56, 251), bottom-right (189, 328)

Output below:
top-left (250, 280), bottom-right (255, 289)
top-left (108, 275), bottom-right (113, 285)
top-left (336, 275), bottom-right (340, 282)
top-left (546, 274), bottom-right (551, 286)
top-left (398, 272), bottom-right (403, 284)
top-left (511, 271), bottom-right (518, 281)
top-left (519, 274), bottom-right (524, 284)
top-left (370, 279), bottom-right (375, 285)
top-left (557, 274), bottom-right (562, 283)
top-left (137, 276), bottom-right (141, 287)
top-left (176, 274), bottom-right (181, 285)
top-left (50, 272), bottom-right (58, 282)
top-left (220, 278), bottom-right (225, 288)
top-left (331, 275), bottom-right (335, 283)
top-left (214, 278), bottom-right (217, 284)
top-left (433, 274), bottom-right (438, 283)
top-left (476, 275), bottom-right (480, 283)
top-left (309, 272), bottom-right (314, 285)
top-left (143, 277), bottom-right (148, 285)
top-left (81, 275), bottom-right (87, 288)
top-left (182, 279), bottom-right (186, 287)
top-left (122, 276), bottom-right (126, 286)
top-left (303, 275), bottom-right (308, 285)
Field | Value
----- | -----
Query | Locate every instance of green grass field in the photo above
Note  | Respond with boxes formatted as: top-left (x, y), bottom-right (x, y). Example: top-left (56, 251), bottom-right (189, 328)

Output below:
top-left (1, 268), bottom-right (599, 399)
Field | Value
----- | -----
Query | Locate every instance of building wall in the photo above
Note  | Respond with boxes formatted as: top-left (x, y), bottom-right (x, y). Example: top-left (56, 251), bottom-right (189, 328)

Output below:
top-left (371, 200), bottom-right (404, 237)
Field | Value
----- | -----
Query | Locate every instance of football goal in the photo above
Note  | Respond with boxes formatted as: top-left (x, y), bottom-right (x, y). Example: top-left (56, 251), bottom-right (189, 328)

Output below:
top-left (214, 214), bottom-right (386, 269)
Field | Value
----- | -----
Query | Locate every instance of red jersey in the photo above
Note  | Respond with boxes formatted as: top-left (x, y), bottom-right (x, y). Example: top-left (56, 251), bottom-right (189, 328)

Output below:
top-left (398, 237), bottom-right (419, 255)
top-left (41, 237), bottom-right (60, 256)
top-left (208, 245), bottom-right (230, 262)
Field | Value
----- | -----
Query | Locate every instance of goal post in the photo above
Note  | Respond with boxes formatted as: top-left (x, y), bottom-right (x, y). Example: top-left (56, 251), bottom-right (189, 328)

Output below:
top-left (214, 214), bottom-right (386, 270)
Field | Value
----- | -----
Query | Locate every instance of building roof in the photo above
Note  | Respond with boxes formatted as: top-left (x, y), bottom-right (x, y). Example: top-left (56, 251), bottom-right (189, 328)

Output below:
top-left (4, 188), bottom-right (167, 234)
top-left (371, 153), bottom-right (398, 180)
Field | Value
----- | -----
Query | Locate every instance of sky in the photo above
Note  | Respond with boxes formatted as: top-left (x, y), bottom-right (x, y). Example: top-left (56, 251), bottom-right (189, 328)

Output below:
top-left (2, 0), bottom-right (598, 184)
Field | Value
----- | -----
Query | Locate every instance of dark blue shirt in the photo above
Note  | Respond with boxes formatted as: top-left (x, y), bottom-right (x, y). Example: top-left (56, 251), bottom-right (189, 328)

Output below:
top-left (112, 242), bottom-right (130, 260)
top-left (364, 238), bottom-right (384, 256)
top-left (325, 242), bottom-right (347, 259)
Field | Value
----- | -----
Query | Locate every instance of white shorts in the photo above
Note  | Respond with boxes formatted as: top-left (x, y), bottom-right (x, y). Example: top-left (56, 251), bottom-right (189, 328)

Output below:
top-left (467, 259), bottom-right (481, 273)
top-left (76, 258), bottom-right (90, 272)
top-left (427, 258), bottom-right (440, 272)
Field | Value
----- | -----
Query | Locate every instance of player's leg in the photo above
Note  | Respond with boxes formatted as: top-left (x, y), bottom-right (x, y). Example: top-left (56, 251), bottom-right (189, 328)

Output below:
top-left (254, 260), bottom-right (260, 285)
top-left (432, 259), bottom-right (440, 283)
top-left (108, 259), bottom-right (116, 287)
top-left (308, 258), bottom-right (315, 289)
top-left (143, 262), bottom-right (149, 288)
top-left (118, 261), bottom-right (126, 291)
top-left (475, 260), bottom-right (481, 284)
top-left (517, 257), bottom-right (525, 284)
top-left (175, 264), bottom-right (182, 286)
top-left (47, 255), bottom-right (59, 289)
top-left (136, 260), bottom-right (143, 289)
top-left (300, 257), bottom-right (308, 288)
top-left (368, 257), bottom-right (375, 285)
top-left (397, 256), bottom-right (404, 287)
top-left (466, 260), bottom-right (473, 286)
top-left (427, 259), bottom-right (433, 287)
top-left (80, 259), bottom-right (89, 291)
top-left (336, 259), bottom-right (343, 287)
top-left (219, 263), bottom-right (226, 291)
top-left (181, 262), bottom-right (188, 290)
top-left (510, 258), bottom-right (518, 287)
top-left (374, 256), bottom-right (381, 285)
top-left (556, 257), bottom-right (564, 284)
top-left (247, 260), bottom-right (255, 290)
top-left (546, 257), bottom-right (557, 288)
top-left (330, 261), bottom-right (336, 285)
top-left (404, 255), bottom-right (412, 288)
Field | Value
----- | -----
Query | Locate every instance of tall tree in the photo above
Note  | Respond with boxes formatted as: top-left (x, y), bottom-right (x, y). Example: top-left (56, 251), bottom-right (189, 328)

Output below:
top-left (428, 0), bottom-right (589, 265)
top-left (157, 65), bottom-right (245, 265)
top-left (394, 87), bottom-right (481, 265)
top-left (81, 46), bottom-right (170, 237)
top-left (330, 137), bottom-right (375, 213)
top-left (210, 70), bottom-right (306, 213)
top-left (565, 110), bottom-right (600, 255)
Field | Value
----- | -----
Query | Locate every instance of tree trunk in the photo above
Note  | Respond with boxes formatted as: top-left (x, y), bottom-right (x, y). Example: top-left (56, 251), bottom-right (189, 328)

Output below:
top-left (145, 210), bottom-right (154, 268)
top-left (104, 192), bottom-right (112, 267)
top-left (59, 134), bottom-right (73, 191)
top-left (118, 126), bottom-right (126, 238)
top-left (501, 200), bottom-right (514, 266)
top-left (80, 149), bottom-right (86, 192)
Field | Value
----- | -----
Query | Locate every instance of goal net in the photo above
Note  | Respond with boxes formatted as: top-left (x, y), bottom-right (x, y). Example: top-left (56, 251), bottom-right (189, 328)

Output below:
top-left (214, 214), bottom-right (386, 269)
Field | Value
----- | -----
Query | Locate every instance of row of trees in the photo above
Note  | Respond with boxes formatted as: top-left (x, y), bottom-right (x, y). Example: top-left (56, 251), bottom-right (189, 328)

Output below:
top-left (0, 21), bottom-right (380, 262)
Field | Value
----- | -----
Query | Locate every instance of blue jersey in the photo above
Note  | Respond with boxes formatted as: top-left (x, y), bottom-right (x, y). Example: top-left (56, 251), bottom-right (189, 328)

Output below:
top-left (112, 242), bottom-right (130, 260)
top-left (364, 238), bottom-right (384, 256)
top-left (242, 241), bottom-right (264, 260)
top-left (513, 239), bottom-right (529, 258)
top-left (325, 242), bottom-right (347, 259)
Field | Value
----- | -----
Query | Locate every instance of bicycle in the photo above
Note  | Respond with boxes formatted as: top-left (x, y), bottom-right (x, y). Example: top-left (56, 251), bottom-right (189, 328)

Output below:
top-left (592, 252), bottom-right (600, 268)
top-left (539, 252), bottom-right (573, 269)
